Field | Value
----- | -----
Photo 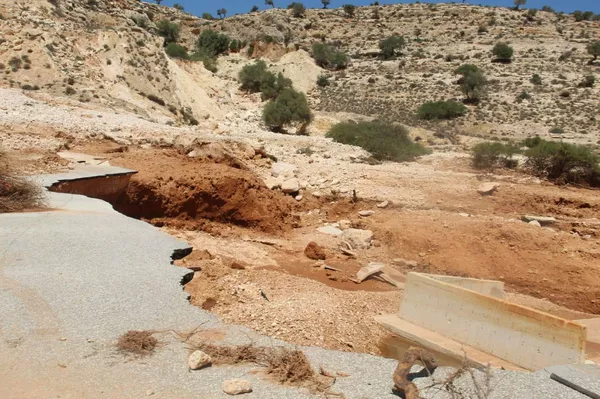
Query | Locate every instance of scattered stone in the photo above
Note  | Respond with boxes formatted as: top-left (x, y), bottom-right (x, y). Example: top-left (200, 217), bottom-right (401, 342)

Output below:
top-left (271, 162), bottom-right (297, 178)
top-left (338, 220), bottom-right (352, 230)
top-left (358, 210), bottom-right (375, 217)
top-left (222, 379), bottom-right (252, 395)
top-left (459, 212), bottom-right (470, 217)
top-left (393, 258), bottom-right (418, 268)
top-left (281, 178), bottom-right (300, 194)
top-left (324, 264), bottom-right (340, 271)
top-left (312, 191), bottom-right (323, 198)
top-left (146, 390), bottom-right (154, 396)
top-left (376, 200), bottom-right (389, 209)
top-left (295, 194), bottom-right (303, 201)
top-left (522, 215), bottom-right (556, 225)
top-left (528, 220), bottom-right (541, 227)
top-left (317, 225), bottom-right (343, 236)
top-left (264, 177), bottom-right (281, 190)
top-left (188, 350), bottom-right (212, 370)
top-left (341, 229), bottom-right (373, 250)
top-left (230, 261), bottom-right (246, 270)
top-left (304, 241), bottom-right (326, 260)
top-left (340, 247), bottom-right (356, 257)
top-left (477, 182), bottom-right (500, 196)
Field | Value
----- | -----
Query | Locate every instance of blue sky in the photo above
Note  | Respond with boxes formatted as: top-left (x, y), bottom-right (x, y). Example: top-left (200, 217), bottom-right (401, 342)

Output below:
top-left (155, 0), bottom-right (600, 16)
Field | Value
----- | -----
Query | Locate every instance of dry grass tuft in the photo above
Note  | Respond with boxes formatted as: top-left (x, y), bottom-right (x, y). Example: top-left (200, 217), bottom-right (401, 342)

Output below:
top-left (0, 151), bottom-right (45, 213)
top-left (199, 344), bottom-right (319, 387)
top-left (117, 330), bottom-right (158, 356)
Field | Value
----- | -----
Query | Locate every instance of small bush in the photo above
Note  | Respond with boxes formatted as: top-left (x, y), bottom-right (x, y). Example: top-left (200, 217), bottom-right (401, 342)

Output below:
top-left (525, 139), bottom-right (600, 186)
top-left (156, 20), bottom-right (180, 45)
top-left (250, 5), bottom-right (259, 12)
top-left (311, 42), bottom-right (349, 70)
top-left (229, 39), bottom-right (241, 52)
top-left (289, 2), bottom-right (306, 17)
top-left (0, 151), bottom-right (45, 213)
top-left (263, 88), bottom-right (311, 131)
top-left (472, 142), bottom-right (519, 169)
top-left (343, 4), bottom-right (356, 18)
top-left (578, 75), bottom-right (595, 88)
top-left (317, 75), bottom-right (330, 87)
top-left (165, 43), bottom-right (188, 58)
top-left (588, 41), bottom-right (600, 62)
top-left (239, 60), bottom-right (291, 100)
top-left (522, 135), bottom-right (543, 147)
top-left (461, 69), bottom-right (487, 102)
top-left (189, 52), bottom-right (218, 72)
top-left (531, 73), bottom-right (542, 85)
top-left (549, 127), bottom-right (565, 134)
top-left (379, 35), bottom-right (405, 60)
top-left (454, 64), bottom-right (479, 77)
top-left (492, 42), bottom-right (514, 62)
top-left (8, 57), bottom-right (21, 71)
top-left (417, 100), bottom-right (468, 120)
top-left (326, 120), bottom-right (429, 162)
top-left (197, 30), bottom-right (230, 57)
top-left (147, 94), bottom-right (165, 106)
top-left (202, 12), bottom-right (214, 20)
top-left (516, 91), bottom-right (531, 102)
top-left (65, 86), bottom-right (76, 95)
top-left (173, 3), bottom-right (184, 11)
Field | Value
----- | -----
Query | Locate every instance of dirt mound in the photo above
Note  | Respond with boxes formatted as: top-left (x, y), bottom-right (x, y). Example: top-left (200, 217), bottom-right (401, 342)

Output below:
top-left (0, 151), bottom-right (45, 213)
top-left (117, 330), bottom-right (157, 356)
top-left (110, 149), bottom-right (295, 232)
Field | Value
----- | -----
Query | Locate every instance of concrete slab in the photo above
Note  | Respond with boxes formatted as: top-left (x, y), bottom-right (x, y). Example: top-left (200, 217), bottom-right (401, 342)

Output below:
top-left (376, 314), bottom-right (525, 371)
top-left (544, 364), bottom-right (600, 398)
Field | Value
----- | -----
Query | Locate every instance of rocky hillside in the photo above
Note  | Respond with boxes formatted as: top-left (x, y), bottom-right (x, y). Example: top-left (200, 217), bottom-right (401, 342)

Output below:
top-left (1, 0), bottom-right (599, 145)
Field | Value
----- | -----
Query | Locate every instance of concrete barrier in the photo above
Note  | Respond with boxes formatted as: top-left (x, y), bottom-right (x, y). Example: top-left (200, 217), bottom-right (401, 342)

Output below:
top-left (394, 273), bottom-right (586, 370)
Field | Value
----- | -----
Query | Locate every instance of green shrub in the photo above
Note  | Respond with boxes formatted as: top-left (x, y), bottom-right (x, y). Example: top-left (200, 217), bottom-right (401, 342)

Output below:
top-left (217, 8), bottom-right (227, 18)
top-left (326, 120), bottom-right (429, 162)
top-left (522, 135), bottom-right (543, 147)
top-left (165, 43), bottom-right (188, 58)
top-left (229, 40), bottom-right (241, 52)
top-left (531, 73), bottom-right (542, 85)
top-left (541, 6), bottom-right (554, 12)
top-left (173, 3), bottom-right (184, 11)
top-left (147, 94), bottom-right (165, 106)
top-left (289, 2), bottom-right (306, 17)
top-left (516, 91), bottom-right (531, 102)
top-left (247, 42), bottom-right (255, 57)
top-left (311, 42), bottom-right (349, 70)
top-left (202, 12), bottom-right (214, 20)
top-left (156, 20), bottom-right (180, 45)
top-left (250, 5), bottom-right (259, 12)
top-left (492, 42), bottom-right (514, 62)
top-left (549, 127), bottom-right (564, 134)
top-left (461, 69), bottom-right (487, 102)
top-left (196, 29), bottom-right (230, 56)
top-left (379, 35), bottom-right (405, 60)
top-left (343, 4), bottom-right (356, 18)
top-left (188, 52), bottom-right (218, 72)
top-left (317, 75), bottom-right (330, 87)
top-left (238, 60), bottom-right (291, 100)
top-left (579, 75), bottom-right (595, 88)
top-left (454, 64), bottom-right (479, 77)
top-left (525, 139), bottom-right (600, 186)
top-left (263, 88), bottom-right (312, 131)
top-left (472, 142), bottom-right (519, 169)
top-left (417, 100), bottom-right (468, 120)
top-left (588, 41), bottom-right (600, 62)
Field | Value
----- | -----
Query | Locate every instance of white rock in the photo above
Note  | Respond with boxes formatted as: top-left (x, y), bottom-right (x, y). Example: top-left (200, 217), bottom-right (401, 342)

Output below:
top-left (338, 219), bottom-right (352, 230)
top-left (477, 182), bottom-right (500, 196)
top-left (358, 210), bottom-right (375, 217)
top-left (528, 220), bottom-right (541, 227)
top-left (522, 215), bottom-right (556, 225)
top-left (459, 212), bottom-right (470, 217)
top-left (317, 225), bottom-right (343, 236)
top-left (188, 350), bottom-right (212, 370)
top-left (222, 379), bottom-right (252, 395)
top-left (271, 162), bottom-right (297, 178)
top-left (281, 178), bottom-right (300, 194)
top-left (264, 177), bottom-right (280, 190)
top-left (342, 229), bottom-right (373, 250)
top-left (376, 201), bottom-right (389, 208)
top-left (295, 195), bottom-right (303, 201)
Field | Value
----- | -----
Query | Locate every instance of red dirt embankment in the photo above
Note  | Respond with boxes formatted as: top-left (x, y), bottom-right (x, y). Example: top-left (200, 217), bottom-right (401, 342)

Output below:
top-left (109, 149), bottom-right (296, 233)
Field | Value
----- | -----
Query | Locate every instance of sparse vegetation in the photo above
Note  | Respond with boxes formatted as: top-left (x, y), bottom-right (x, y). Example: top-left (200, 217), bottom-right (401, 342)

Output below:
top-left (250, 6), bottom-right (259, 13)
top-left (202, 12), bottom-right (214, 20)
top-left (472, 142), bottom-right (519, 169)
top-left (492, 42), bottom-right (514, 63)
top-left (263, 88), bottom-right (312, 132)
top-left (379, 35), bottom-right (405, 60)
top-left (343, 4), bottom-right (356, 18)
top-left (587, 41), bottom-right (600, 63)
top-left (265, 0), bottom-right (275, 8)
top-left (156, 20), bottom-right (180, 45)
top-left (0, 151), bottom-right (45, 213)
top-left (524, 139), bottom-right (600, 186)
top-left (549, 127), bottom-right (564, 134)
top-left (217, 8), bottom-right (227, 19)
top-left (196, 30), bottom-right (230, 57)
top-left (317, 75), bottom-right (330, 87)
top-left (311, 42), bottom-right (349, 70)
top-left (288, 2), bottom-right (306, 17)
top-left (321, 0), bottom-right (330, 8)
top-left (326, 120), bottom-right (430, 162)
top-left (173, 3), bottom-right (184, 11)
top-left (238, 60), bottom-right (291, 100)
top-left (461, 69), bottom-right (487, 102)
top-left (578, 75), bottom-right (595, 88)
top-left (513, 0), bottom-right (526, 10)
top-left (417, 100), bottom-right (468, 120)
top-left (531, 73), bottom-right (542, 85)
